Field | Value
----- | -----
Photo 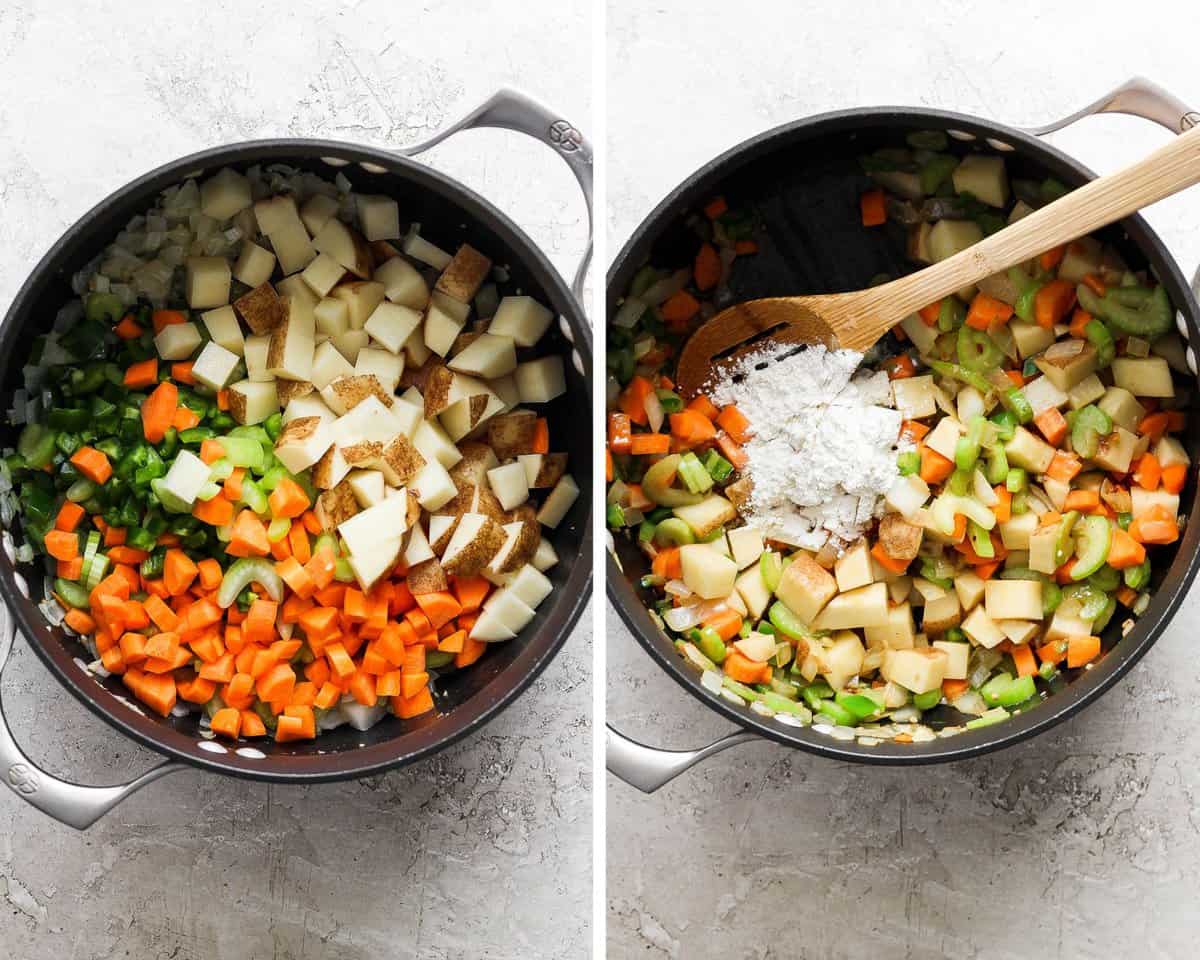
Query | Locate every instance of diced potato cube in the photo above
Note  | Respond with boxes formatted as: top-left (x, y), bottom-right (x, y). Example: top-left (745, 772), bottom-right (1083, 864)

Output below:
top-left (448, 333), bottom-right (518, 379)
top-left (677, 545), bottom-right (736, 599)
top-left (200, 168), bottom-right (252, 221)
top-left (233, 241), bottom-right (276, 289)
top-left (984, 579), bottom-right (1043, 621)
top-left (1035, 340), bottom-right (1098, 392)
top-left (536, 474), bottom-right (579, 528)
top-left (774, 553), bottom-right (836, 626)
top-left (490, 296), bottom-right (555, 347)
top-left (300, 194), bottom-right (340, 237)
top-left (834, 539), bottom-right (873, 592)
top-left (269, 219), bottom-right (318, 276)
top-left (1154, 435), bottom-right (1189, 468)
top-left (266, 300), bottom-right (315, 382)
top-left (515, 356), bottom-right (566, 404)
top-left (1112, 356), bottom-right (1174, 398)
top-left (864, 602), bottom-right (916, 650)
top-left (313, 218), bottom-right (372, 278)
top-left (901, 313), bottom-right (939, 354)
top-left (998, 620), bottom-right (1040, 645)
top-left (953, 570), bottom-right (985, 612)
top-left (921, 590), bottom-right (961, 634)
top-left (932, 640), bottom-right (969, 680)
top-left (375, 256), bottom-right (430, 310)
top-left (487, 462), bottom-right (530, 511)
top-left (1010, 321), bottom-right (1055, 360)
top-left (1098, 387), bottom-right (1146, 433)
top-left (191, 341), bottom-right (240, 391)
top-left (354, 347), bottom-right (405, 392)
top-left (735, 565), bottom-right (771, 619)
top-left (999, 512), bottom-right (1039, 550)
top-left (310, 340), bottom-right (356, 389)
top-left (423, 298), bottom-right (466, 357)
top-left (185, 257), bottom-right (231, 309)
top-left (300, 253), bottom-right (346, 298)
top-left (411, 460), bottom-right (457, 511)
top-left (1093, 426), bottom-right (1139, 474)
top-left (1028, 523), bottom-right (1060, 575)
top-left (882, 647), bottom-right (948, 694)
top-left (822, 633), bottom-right (865, 691)
top-left (952, 154), bottom-right (1009, 207)
top-left (955, 385), bottom-right (993, 424)
top-left (961, 605), bottom-right (1006, 648)
top-left (1057, 236), bottom-right (1102, 284)
top-left (726, 526), bottom-right (764, 570)
top-left (228, 379), bottom-right (279, 425)
top-left (201, 306), bottom-right (244, 356)
top-left (885, 473), bottom-right (930, 519)
top-left (364, 301), bottom-right (422, 354)
top-left (332, 281), bottom-right (386, 330)
top-left (160, 450), bottom-right (211, 506)
top-left (891, 375), bottom-right (937, 419)
top-left (402, 232), bottom-right (452, 270)
top-left (1005, 427), bottom-right (1055, 474)
top-left (1067, 374), bottom-right (1106, 411)
top-left (672, 495), bottom-right (736, 540)
top-left (436, 244), bottom-right (492, 304)
top-left (154, 322), bottom-right (202, 360)
top-left (813, 582), bottom-right (889, 630)
top-left (924, 417), bottom-right (963, 462)
top-left (274, 416), bottom-right (333, 474)
top-left (355, 195), bottom-right (400, 242)
top-left (1044, 601), bottom-right (1094, 643)
top-left (315, 297), bottom-right (350, 338)
top-left (255, 196), bottom-right (304, 235)
top-left (1022, 375), bottom-right (1068, 415)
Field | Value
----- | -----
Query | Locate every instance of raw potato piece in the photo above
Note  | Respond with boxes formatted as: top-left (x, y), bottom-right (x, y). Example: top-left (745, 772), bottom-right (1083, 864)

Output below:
top-left (882, 648), bottom-right (949, 694)
top-left (186, 257), bottom-right (231, 309)
top-left (300, 194), bottom-right (339, 237)
top-left (375, 256), bottom-right (430, 310)
top-left (834, 540), bottom-right (873, 593)
top-left (407, 557), bottom-right (449, 595)
top-left (921, 591), bottom-right (962, 634)
top-left (269, 220), bottom-right (318, 276)
top-left (315, 297), bottom-right (351, 338)
top-left (490, 296), bottom-right (554, 347)
top-left (672, 495), bottom-right (736, 540)
top-left (312, 218), bottom-right (373, 278)
top-left (355, 195), bottom-right (400, 243)
top-left (487, 462), bottom-right (529, 511)
top-left (364, 301), bottom-right (422, 354)
top-left (325, 374), bottom-right (393, 414)
top-left (424, 298), bottom-right (466, 357)
top-left (951, 154), bottom-right (1009, 208)
top-left (515, 357), bottom-right (566, 403)
top-left (266, 300), bottom-right (316, 382)
top-left (448, 333), bottom-right (517, 379)
top-left (488, 520), bottom-right (541, 576)
top-left (243, 335), bottom-right (272, 382)
top-left (310, 340), bottom-right (356, 389)
top-left (155, 322), bottom-right (202, 360)
top-left (191, 341), bottom-right (240, 391)
top-left (274, 416), bottom-right (332, 474)
top-left (235, 282), bottom-right (286, 335)
top-left (355, 347), bottom-right (404, 391)
top-left (812, 582), bottom-right (890, 630)
top-left (200, 168), bottom-right (252, 221)
top-left (311, 445), bottom-right (351, 491)
top-left (679, 544), bottom-right (738, 599)
top-left (300, 253), bottom-right (345, 298)
top-left (518, 452), bottom-right (567, 489)
top-left (332, 281), bottom-right (387, 330)
top-left (234, 242), bottom-right (276, 289)
top-left (726, 526), bottom-right (764, 570)
top-left (487, 411), bottom-right (538, 460)
top-left (775, 553), bottom-right (837, 625)
top-left (441, 513), bottom-right (506, 577)
top-left (402, 232), bottom-right (453, 270)
top-left (535, 474), bottom-right (578, 528)
top-left (316, 482), bottom-right (360, 530)
top-left (377, 435), bottom-right (426, 486)
top-left (984, 580), bottom-right (1043, 622)
top-left (961, 605), bottom-right (1007, 649)
top-left (411, 460), bottom-right (458, 511)
top-left (201, 306), bottom-right (245, 356)
top-left (228, 379), bottom-right (279, 426)
top-left (436, 244), bottom-right (492, 304)
top-left (877, 513), bottom-right (923, 561)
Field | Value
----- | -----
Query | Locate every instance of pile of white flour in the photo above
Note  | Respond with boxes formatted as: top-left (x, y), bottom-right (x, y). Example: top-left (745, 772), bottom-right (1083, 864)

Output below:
top-left (710, 345), bottom-right (908, 551)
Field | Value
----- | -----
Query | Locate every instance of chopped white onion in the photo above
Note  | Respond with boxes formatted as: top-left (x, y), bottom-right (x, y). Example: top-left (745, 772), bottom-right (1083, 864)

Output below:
top-left (662, 603), bottom-right (702, 632)
top-left (663, 578), bottom-right (692, 598)
top-left (641, 268), bottom-right (690, 307)
top-left (613, 296), bottom-right (647, 329)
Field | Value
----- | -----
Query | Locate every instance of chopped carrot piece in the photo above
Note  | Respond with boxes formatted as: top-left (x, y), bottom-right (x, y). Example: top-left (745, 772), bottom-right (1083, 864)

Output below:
top-left (1011, 643), bottom-right (1037, 678)
top-left (151, 309), bottom-right (186, 333)
top-left (703, 196), bottom-right (727, 220)
top-left (1161, 463), bottom-right (1188, 495)
top-left (54, 501), bottom-right (85, 533)
top-left (193, 494), bottom-right (234, 526)
top-left (693, 242), bottom-right (722, 291)
top-left (1033, 407), bottom-right (1067, 446)
top-left (1066, 635), bottom-right (1102, 669)
top-left (228, 509), bottom-right (271, 557)
top-left (1133, 452), bottom-right (1161, 491)
top-left (1033, 280), bottom-right (1076, 329)
top-left (628, 433), bottom-right (670, 455)
top-left (267, 477), bottom-right (310, 519)
top-left (70, 447), bottom-right (112, 484)
top-left (44, 530), bottom-right (79, 561)
top-left (714, 405), bottom-right (752, 443)
top-left (660, 290), bottom-right (700, 326)
top-left (171, 361), bottom-right (196, 385)
top-left (1107, 527), bottom-right (1146, 570)
top-left (870, 541), bottom-right (909, 574)
top-left (531, 417), bottom-right (550, 455)
top-left (197, 558), bottom-right (222, 592)
top-left (1039, 244), bottom-right (1066, 272)
top-left (163, 549), bottom-right (199, 596)
top-left (860, 188), bottom-right (887, 227)
top-left (919, 446), bottom-right (954, 484)
top-left (882, 354), bottom-right (916, 380)
top-left (414, 591), bottom-right (462, 630)
top-left (1063, 490), bottom-right (1100, 512)
top-left (124, 358), bottom-right (158, 390)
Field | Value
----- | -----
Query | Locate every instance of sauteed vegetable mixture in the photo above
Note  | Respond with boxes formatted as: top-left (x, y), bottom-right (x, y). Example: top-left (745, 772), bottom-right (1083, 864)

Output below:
top-left (607, 133), bottom-right (1189, 743)
top-left (8, 164), bottom-right (577, 741)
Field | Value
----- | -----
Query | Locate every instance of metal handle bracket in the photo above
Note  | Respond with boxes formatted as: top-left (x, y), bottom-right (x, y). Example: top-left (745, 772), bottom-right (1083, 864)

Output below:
top-left (0, 608), bottom-right (183, 829)
top-left (606, 724), bottom-right (760, 793)
top-left (1021, 76), bottom-right (1199, 137)
top-left (399, 88), bottom-right (593, 304)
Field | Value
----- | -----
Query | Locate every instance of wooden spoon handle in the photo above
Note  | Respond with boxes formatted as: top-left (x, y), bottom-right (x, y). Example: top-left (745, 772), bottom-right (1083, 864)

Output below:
top-left (869, 124), bottom-right (1200, 324)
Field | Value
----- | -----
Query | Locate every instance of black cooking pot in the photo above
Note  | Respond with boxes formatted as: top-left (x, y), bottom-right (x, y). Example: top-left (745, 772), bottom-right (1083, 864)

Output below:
top-left (0, 89), bottom-right (593, 827)
top-left (607, 78), bottom-right (1200, 791)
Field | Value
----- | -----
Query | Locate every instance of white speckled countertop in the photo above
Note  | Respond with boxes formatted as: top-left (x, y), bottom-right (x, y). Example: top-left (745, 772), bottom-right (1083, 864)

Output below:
top-left (607, 2), bottom-right (1200, 957)
top-left (0, 2), bottom-right (592, 958)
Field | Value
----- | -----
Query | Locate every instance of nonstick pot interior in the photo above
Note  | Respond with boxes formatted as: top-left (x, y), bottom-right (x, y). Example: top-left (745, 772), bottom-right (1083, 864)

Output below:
top-left (1, 140), bottom-right (592, 781)
top-left (608, 108), bottom-right (1200, 764)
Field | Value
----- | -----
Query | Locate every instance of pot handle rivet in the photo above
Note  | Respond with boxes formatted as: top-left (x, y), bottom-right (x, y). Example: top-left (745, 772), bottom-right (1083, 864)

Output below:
top-left (397, 88), bottom-right (593, 307)
top-left (0, 607), bottom-right (184, 829)
top-left (606, 724), bottom-right (761, 793)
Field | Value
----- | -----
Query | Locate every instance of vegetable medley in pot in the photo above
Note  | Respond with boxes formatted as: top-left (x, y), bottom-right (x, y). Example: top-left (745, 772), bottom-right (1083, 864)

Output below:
top-left (607, 131), bottom-right (1191, 744)
top-left (8, 161), bottom-right (579, 742)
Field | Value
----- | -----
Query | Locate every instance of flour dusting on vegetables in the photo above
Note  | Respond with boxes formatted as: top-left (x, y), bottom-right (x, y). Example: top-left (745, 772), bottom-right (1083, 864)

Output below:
top-left (709, 344), bottom-right (908, 550)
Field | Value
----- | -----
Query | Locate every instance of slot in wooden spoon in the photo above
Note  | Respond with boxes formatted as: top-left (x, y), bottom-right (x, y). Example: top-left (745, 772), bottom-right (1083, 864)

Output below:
top-left (675, 124), bottom-right (1200, 397)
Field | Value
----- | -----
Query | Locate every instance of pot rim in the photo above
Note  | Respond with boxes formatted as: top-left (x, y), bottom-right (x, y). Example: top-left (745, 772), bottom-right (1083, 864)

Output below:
top-left (1, 137), bottom-right (593, 781)
top-left (607, 105), bottom-right (1200, 764)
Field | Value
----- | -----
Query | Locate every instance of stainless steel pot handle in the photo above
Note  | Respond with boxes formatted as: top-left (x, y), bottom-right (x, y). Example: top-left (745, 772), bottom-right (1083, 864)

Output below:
top-left (398, 88), bottom-right (593, 304)
top-left (606, 724), bottom-right (760, 793)
top-left (1021, 76), bottom-right (1199, 137)
top-left (0, 607), bottom-right (183, 829)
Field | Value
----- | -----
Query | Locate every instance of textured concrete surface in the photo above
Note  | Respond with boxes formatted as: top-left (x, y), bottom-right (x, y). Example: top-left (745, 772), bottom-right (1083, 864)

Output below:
top-left (0, 3), bottom-right (591, 958)
top-left (607, 2), bottom-right (1200, 957)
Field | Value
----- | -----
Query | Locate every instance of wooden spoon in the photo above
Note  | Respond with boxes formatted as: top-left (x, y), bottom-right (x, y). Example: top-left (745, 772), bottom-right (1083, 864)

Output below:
top-left (675, 123), bottom-right (1200, 398)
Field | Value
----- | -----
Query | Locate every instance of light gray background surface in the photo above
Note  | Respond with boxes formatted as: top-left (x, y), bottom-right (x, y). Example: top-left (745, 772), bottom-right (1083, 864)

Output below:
top-left (607, 2), bottom-right (1200, 957)
top-left (0, 2), bottom-right (592, 958)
